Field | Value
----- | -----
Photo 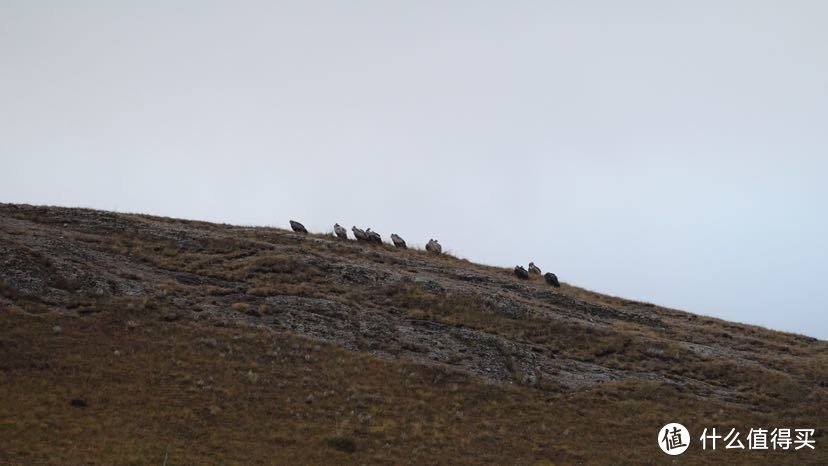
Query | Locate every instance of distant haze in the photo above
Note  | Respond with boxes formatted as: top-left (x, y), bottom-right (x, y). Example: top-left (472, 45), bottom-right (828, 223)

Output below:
top-left (2, 1), bottom-right (826, 338)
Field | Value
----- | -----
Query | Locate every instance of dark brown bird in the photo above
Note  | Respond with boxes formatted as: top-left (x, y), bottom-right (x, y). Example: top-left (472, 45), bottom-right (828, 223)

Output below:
top-left (351, 226), bottom-right (369, 241)
top-left (289, 220), bottom-right (308, 234)
top-left (426, 239), bottom-right (442, 254)
top-left (365, 228), bottom-right (382, 244)
top-left (390, 233), bottom-right (407, 249)
top-left (514, 266), bottom-right (529, 279)
top-left (544, 272), bottom-right (560, 287)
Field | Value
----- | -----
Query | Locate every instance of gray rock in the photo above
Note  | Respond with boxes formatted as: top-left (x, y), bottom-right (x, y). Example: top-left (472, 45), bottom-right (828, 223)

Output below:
top-left (414, 276), bottom-right (444, 293)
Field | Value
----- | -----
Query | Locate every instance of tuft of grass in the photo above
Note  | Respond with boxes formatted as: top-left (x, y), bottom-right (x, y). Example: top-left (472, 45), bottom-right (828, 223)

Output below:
top-left (406, 308), bottom-right (430, 320)
top-left (231, 302), bottom-right (250, 312)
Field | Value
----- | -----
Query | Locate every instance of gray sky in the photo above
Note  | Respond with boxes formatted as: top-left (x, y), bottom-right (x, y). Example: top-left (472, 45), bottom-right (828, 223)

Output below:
top-left (2, 1), bottom-right (826, 338)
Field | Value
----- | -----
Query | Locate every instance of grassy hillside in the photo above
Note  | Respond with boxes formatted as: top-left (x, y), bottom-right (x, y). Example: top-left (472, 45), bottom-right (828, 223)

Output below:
top-left (0, 203), bottom-right (825, 464)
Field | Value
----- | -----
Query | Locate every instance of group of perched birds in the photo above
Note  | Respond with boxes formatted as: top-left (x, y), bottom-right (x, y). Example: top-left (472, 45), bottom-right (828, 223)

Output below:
top-left (289, 220), bottom-right (442, 254)
top-left (514, 262), bottom-right (560, 287)
top-left (290, 219), bottom-right (559, 287)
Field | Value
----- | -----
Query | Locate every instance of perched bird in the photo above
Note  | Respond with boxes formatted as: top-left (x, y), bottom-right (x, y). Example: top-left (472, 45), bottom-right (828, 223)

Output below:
top-left (365, 228), bottom-right (382, 244)
top-left (333, 223), bottom-right (348, 239)
top-left (528, 262), bottom-right (542, 275)
top-left (544, 272), bottom-right (560, 287)
top-left (289, 220), bottom-right (308, 234)
top-left (426, 239), bottom-right (442, 254)
top-left (514, 265), bottom-right (530, 280)
top-left (390, 233), bottom-right (407, 249)
top-left (352, 226), bottom-right (369, 242)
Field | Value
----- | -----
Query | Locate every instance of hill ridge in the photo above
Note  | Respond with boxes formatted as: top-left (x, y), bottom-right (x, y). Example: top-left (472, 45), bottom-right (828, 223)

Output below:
top-left (1, 203), bottom-right (825, 464)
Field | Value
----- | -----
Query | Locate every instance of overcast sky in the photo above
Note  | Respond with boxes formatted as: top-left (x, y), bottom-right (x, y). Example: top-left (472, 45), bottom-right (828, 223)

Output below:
top-left (2, 1), bottom-right (826, 338)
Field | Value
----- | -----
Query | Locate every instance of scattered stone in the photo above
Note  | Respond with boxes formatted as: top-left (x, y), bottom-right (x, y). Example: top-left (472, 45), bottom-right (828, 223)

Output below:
top-left (414, 276), bottom-right (444, 293)
top-left (645, 347), bottom-right (665, 358)
top-left (52, 325), bottom-right (62, 335)
top-left (126, 320), bottom-right (139, 329)
top-left (113, 350), bottom-right (121, 356)
top-left (245, 370), bottom-right (259, 383)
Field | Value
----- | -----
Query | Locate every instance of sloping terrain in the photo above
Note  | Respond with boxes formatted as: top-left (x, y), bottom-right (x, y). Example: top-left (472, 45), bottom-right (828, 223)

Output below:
top-left (0, 203), bottom-right (825, 464)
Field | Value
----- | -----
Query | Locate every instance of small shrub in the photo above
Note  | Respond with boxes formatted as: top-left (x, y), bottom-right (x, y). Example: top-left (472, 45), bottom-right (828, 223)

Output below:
top-left (49, 275), bottom-right (81, 291)
top-left (324, 435), bottom-right (356, 453)
top-left (245, 370), bottom-right (259, 384)
top-left (205, 286), bottom-right (234, 296)
top-left (0, 280), bottom-right (21, 300)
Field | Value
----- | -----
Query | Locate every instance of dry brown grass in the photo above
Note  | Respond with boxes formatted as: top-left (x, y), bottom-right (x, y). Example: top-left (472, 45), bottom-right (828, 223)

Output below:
top-left (2, 306), bottom-right (825, 465)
